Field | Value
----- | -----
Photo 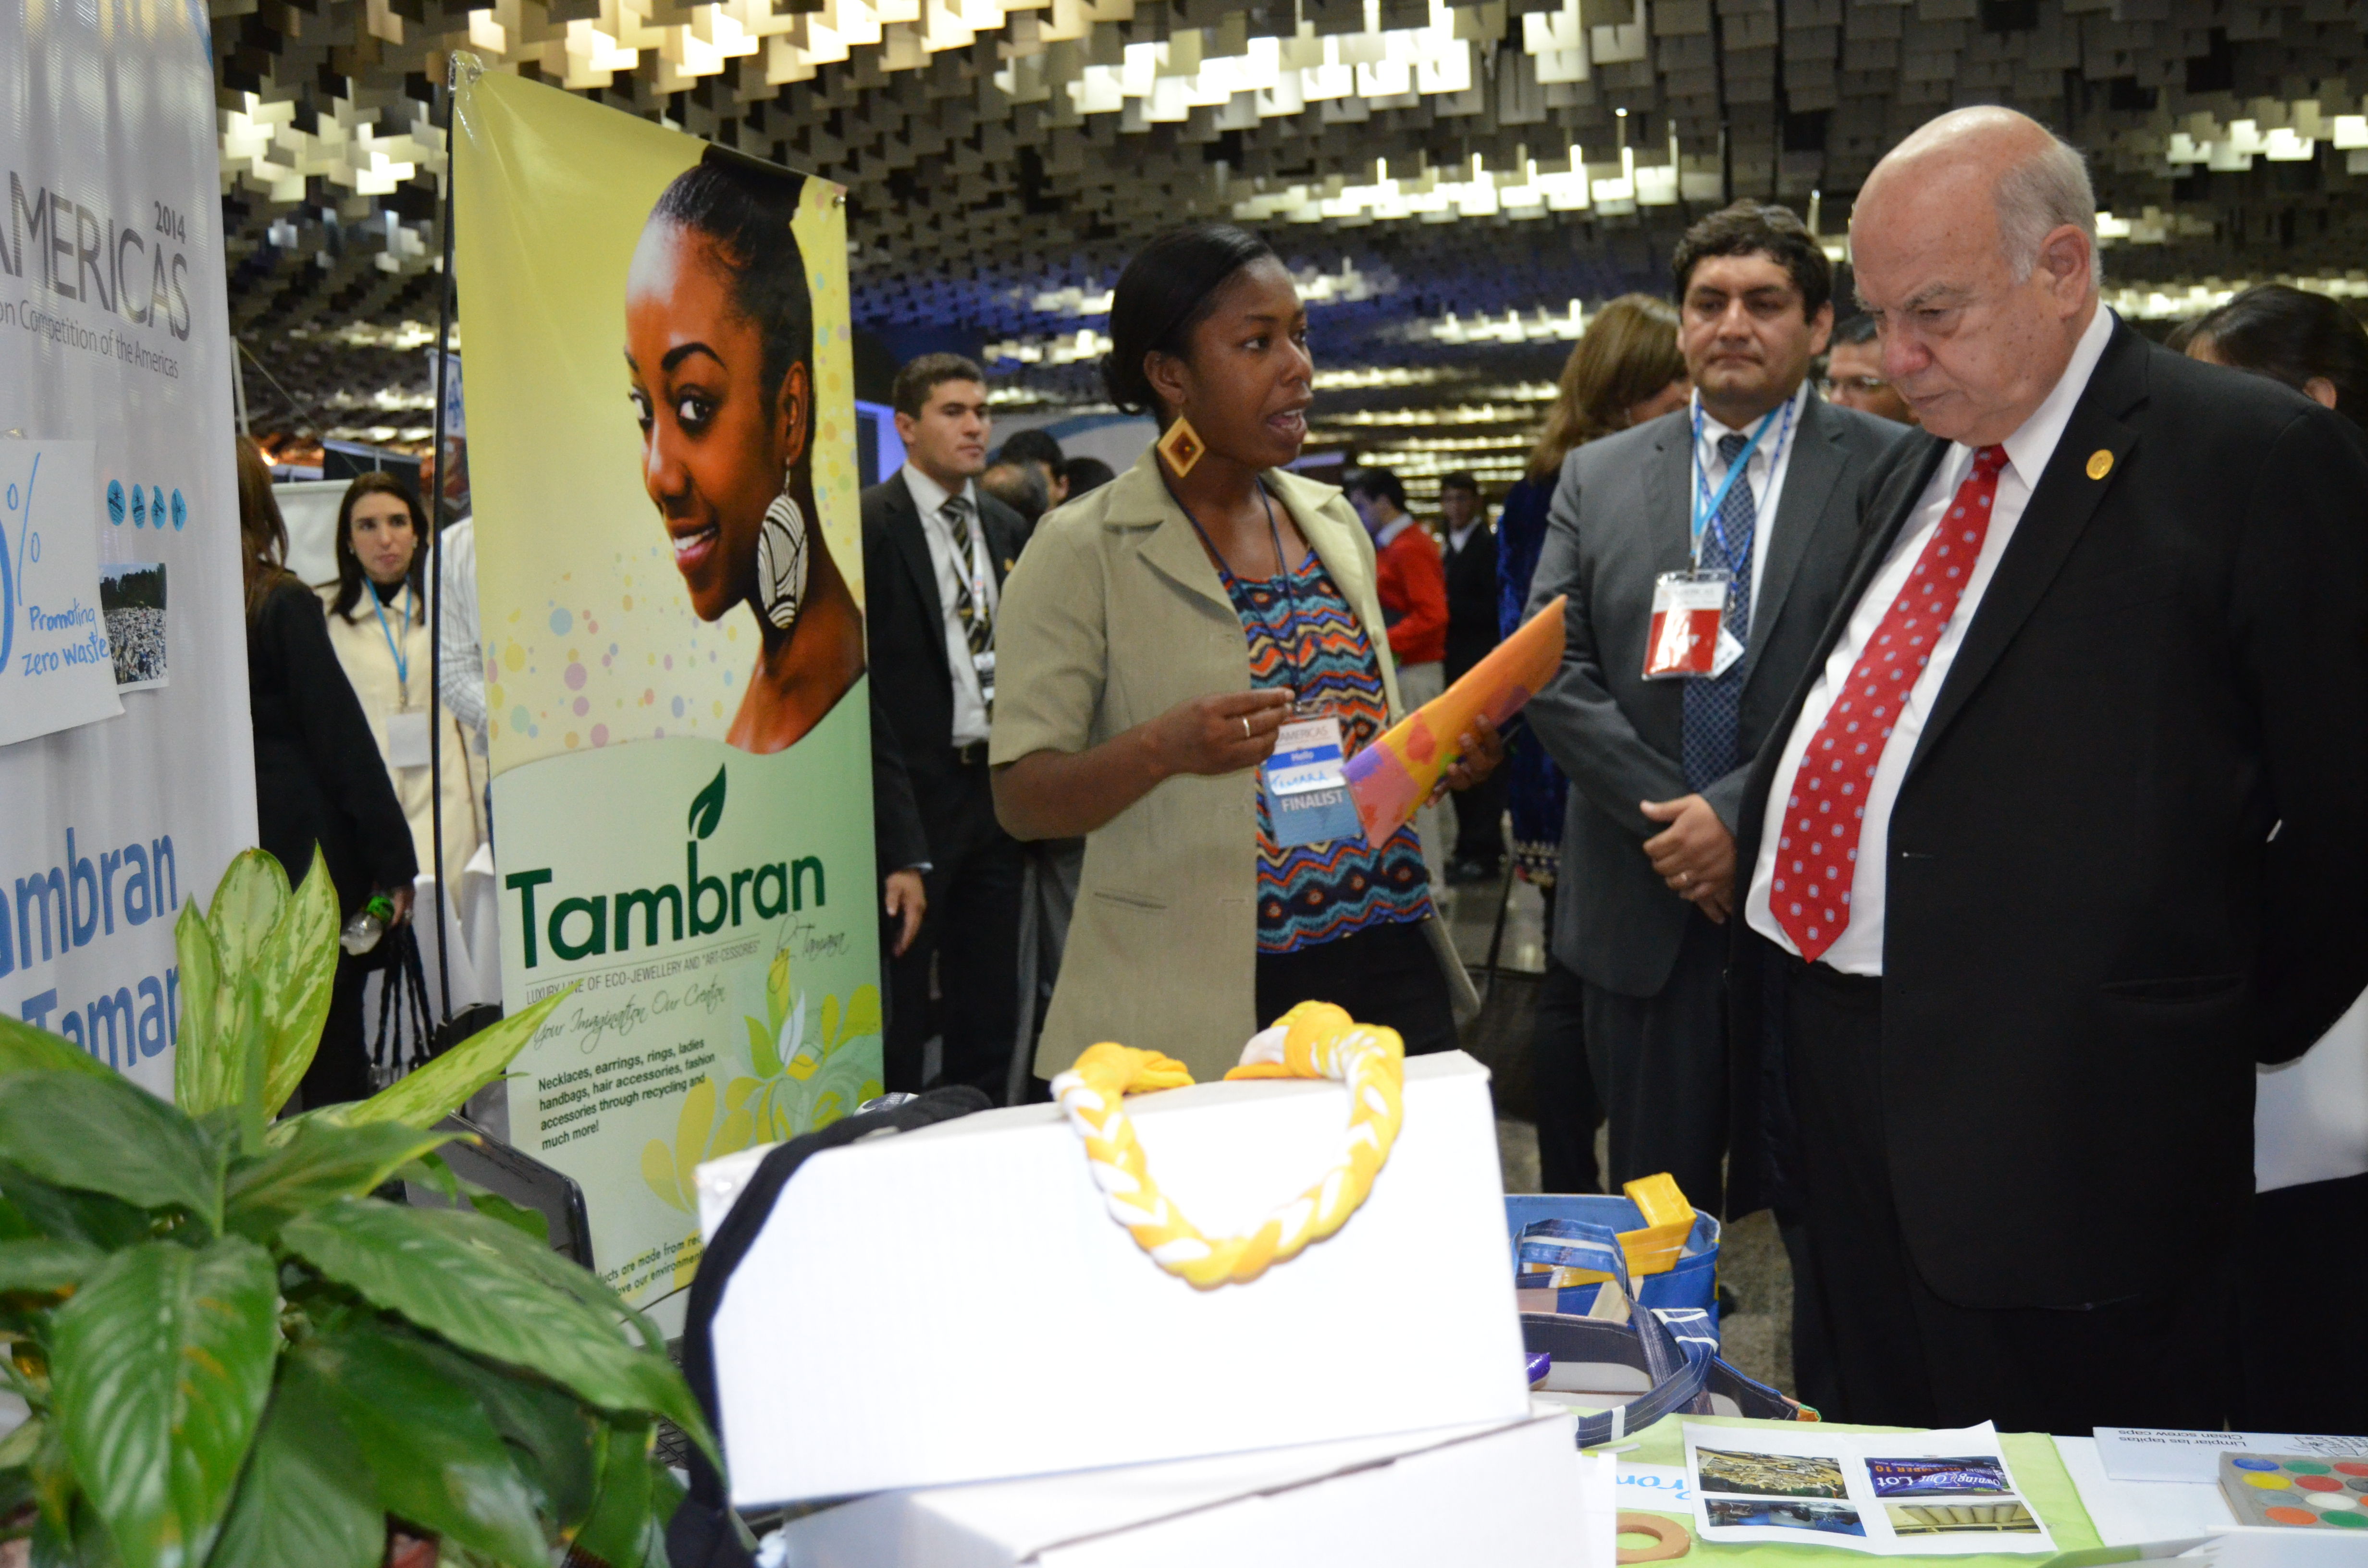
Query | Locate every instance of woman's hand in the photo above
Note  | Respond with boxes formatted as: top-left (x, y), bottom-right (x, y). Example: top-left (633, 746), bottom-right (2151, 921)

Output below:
top-left (385, 884), bottom-right (415, 926)
top-left (1147, 688), bottom-right (1295, 778)
top-left (996, 688), bottom-right (1295, 842)
top-left (1434, 712), bottom-right (1506, 799)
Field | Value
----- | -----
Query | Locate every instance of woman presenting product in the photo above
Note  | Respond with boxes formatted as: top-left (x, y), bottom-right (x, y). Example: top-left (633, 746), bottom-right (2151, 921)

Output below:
top-left (625, 148), bottom-right (865, 755)
top-left (991, 223), bottom-right (1502, 1085)
top-left (319, 471), bottom-right (481, 895)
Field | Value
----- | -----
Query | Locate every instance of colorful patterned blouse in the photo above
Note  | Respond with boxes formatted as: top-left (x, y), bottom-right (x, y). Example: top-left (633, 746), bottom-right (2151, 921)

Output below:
top-left (1220, 549), bottom-right (1435, 954)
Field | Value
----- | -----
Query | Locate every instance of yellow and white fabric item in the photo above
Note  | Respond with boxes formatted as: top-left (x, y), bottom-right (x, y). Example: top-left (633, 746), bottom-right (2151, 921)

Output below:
top-left (1050, 1001), bottom-right (1405, 1289)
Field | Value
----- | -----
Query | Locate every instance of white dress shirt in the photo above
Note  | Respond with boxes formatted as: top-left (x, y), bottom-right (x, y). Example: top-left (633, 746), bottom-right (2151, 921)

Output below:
top-left (434, 515), bottom-right (486, 750)
top-left (1448, 520), bottom-right (1483, 554)
top-left (1692, 379), bottom-right (1810, 617)
top-left (901, 462), bottom-right (999, 748)
top-left (1745, 305), bottom-right (2115, 974)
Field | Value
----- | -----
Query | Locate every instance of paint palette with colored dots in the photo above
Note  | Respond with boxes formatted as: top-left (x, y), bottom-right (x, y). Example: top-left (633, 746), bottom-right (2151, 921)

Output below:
top-left (2218, 1452), bottom-right (2368, 1530)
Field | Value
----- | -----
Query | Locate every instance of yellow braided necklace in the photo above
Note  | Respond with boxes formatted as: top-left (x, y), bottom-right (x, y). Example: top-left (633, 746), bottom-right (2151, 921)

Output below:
top-left (1050, 1001), bottom-right (1406, 1289)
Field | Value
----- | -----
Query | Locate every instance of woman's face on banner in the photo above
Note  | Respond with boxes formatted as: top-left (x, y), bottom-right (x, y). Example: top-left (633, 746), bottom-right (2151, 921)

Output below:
top-left (625, 221), bottom-right (809, 623)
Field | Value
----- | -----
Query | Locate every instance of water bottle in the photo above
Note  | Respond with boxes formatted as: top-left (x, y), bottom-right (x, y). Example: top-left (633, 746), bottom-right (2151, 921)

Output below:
top-left (340, 893), bottom-right (396, 956)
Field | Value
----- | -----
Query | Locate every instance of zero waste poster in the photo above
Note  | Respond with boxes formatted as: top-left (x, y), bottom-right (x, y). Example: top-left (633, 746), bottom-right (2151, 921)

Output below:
top-left (454, 68), bottom-right (881, 1319)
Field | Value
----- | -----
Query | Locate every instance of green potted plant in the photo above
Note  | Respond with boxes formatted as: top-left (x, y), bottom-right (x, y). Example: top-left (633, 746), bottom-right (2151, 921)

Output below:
top-left (0, 850), bottom-right (715, 1568)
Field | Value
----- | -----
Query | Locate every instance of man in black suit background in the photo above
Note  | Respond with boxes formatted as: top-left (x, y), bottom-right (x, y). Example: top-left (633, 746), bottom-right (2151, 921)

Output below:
top-left (1438, 471), bottom-right (1507, 883)
top-left (1733, 107), bottom-right (2368, 1433)
top-left (863, 354), bottom-right (1031, 1099)
top-left (1524, 203), bottom-right (1904, 1221)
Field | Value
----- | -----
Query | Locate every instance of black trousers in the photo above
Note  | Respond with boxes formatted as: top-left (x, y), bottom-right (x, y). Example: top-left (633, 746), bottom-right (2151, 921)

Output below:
top-left (1256, 919), bottom-right (1456, 1056)
top-left (1784, 956), bottom-right (2238, 1433)
top-left (1581, 907), bottom-right (1729, 1212)
top-left (885, 760), bottom-right (1025, 1101)
top-left (1530, 957), bottom-right (1601, 1193)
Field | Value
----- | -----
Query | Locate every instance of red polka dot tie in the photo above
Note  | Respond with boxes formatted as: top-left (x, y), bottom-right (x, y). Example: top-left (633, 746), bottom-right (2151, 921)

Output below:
top-left (1772, 444), bottom-right (2008, 962)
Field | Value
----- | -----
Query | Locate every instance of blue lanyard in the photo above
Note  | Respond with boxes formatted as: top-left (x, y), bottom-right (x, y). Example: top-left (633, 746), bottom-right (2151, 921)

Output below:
top-left (1690, 394), bottom-right (1796, 569)
top-left (368, 579), bottom-right (411, 692)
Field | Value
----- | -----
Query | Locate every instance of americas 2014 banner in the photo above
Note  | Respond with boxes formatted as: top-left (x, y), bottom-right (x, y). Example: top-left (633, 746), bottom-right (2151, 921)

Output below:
top-left (0, 0), bottom-right (255, 1095)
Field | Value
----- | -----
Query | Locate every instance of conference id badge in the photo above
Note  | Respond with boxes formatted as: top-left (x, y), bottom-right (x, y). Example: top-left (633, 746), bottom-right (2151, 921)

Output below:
top-left (1642, 570), bottom-right (1731, 680)
top-left (972, 647), bottom-right (997, 708)
top-left (386, 709), bottom-right (432, 769)
top-left (1262, 709), bottom-right (1362, 847)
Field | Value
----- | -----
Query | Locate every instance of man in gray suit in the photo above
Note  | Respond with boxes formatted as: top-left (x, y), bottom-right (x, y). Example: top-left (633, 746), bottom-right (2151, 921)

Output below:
top-left (1525, 202), bottom-right (1904, 1217)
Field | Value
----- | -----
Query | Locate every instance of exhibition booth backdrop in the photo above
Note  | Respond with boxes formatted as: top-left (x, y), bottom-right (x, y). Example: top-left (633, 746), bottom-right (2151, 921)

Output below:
top-left (0, 0), bottom-right (253, 1096)
top-left (454, 67), bottom-right (883, 1323)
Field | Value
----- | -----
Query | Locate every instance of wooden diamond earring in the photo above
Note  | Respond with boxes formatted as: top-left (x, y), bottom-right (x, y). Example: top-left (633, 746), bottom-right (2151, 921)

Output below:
top-left (1156, 416), bottom-right (1206, 479)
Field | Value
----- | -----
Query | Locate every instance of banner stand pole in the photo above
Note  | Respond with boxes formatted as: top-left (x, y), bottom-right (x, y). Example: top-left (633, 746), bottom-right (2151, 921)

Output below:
top-left (425, 54), bottom-right (468, 1030)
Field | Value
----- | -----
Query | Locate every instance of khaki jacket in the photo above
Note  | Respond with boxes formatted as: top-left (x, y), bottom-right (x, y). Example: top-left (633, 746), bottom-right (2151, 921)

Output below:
top-left (989, 449), bottom-right (1406, 1084)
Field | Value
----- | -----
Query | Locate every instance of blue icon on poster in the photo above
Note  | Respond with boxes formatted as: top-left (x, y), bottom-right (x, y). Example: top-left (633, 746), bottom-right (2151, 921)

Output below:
top-left (171, 490), bottom-right (185, 529)
top-left (150, 488), bottom-right (165, 528)
top-left (106, 480), bottom-right (124, 525)
top-left (129, 486), bottom-right (147, 527)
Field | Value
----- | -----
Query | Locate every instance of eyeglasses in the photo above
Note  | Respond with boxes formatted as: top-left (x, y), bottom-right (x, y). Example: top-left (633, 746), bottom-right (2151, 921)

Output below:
top-left (1819, 375), bottom-right (1891, 396)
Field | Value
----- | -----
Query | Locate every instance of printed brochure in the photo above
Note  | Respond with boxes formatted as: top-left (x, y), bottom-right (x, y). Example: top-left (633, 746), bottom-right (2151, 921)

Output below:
top-left (1684, 1422), bottom-right (2056, 1556)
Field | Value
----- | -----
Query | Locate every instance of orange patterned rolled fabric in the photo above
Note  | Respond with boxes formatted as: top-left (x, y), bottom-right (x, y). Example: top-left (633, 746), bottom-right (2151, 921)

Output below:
top-left (1344, 594), bottom-right (1566, 846)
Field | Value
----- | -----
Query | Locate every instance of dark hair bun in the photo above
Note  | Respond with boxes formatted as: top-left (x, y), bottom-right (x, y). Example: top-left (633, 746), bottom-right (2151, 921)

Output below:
top-left (1101, 223), bottom-right (1277, 416)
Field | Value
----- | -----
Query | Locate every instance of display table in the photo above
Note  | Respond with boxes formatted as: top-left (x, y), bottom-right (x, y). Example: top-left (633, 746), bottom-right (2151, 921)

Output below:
top-left (1608, 1415), bottom-right (2105, 1564)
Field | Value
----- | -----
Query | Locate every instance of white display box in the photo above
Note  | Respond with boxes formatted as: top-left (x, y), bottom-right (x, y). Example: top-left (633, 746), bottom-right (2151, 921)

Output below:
top-left (696, 1051), bottom-right (1529, 1506)
top-left (766, 1406), bottom-right (1592, 1568)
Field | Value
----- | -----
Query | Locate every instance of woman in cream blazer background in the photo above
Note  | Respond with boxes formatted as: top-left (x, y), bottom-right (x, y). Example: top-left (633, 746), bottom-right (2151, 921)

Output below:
top-left (319, 472), bottom-right (483, 897)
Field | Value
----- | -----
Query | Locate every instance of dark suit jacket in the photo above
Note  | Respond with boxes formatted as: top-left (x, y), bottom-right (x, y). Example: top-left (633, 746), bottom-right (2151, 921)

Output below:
top-left (869, 685), bottom-right (928, 875)
top-left (1443, 520), bottom-right (1500, 680)
top-left (1727, 317), bottom-right (2368, 1307)
top-left (1524, 394), bottom-right (1906, 997)
top-left (860, 470), bottom-right (1030, 823)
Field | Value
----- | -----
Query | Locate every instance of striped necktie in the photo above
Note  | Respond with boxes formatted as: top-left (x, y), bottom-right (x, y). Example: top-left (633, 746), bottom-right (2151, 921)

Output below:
top-left (1679, 430), bottom-right (1757, 790)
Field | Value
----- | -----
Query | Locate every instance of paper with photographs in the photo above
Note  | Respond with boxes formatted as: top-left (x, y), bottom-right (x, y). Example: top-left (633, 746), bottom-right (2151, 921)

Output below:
top-left (1684, 1422), bottom-right (2056, 1556)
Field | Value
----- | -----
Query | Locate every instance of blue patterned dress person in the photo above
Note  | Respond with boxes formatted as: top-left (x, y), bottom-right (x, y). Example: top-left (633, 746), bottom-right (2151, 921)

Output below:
top-left (1217, 550), bottom-right (1435, 952)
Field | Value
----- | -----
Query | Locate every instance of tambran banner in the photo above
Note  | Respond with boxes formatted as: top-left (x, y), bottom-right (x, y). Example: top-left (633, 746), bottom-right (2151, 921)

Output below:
top-left (454, 69), bottom-right (881, 1319)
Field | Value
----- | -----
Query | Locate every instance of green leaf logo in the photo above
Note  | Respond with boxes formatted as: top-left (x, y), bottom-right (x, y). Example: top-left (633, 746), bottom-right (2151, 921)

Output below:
top-left (687, 765), bottom-right (727, 840)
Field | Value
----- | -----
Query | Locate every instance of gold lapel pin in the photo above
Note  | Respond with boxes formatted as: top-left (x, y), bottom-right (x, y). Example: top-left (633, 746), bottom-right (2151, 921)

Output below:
top-left (2085, 449), bottom-right (2114, 480)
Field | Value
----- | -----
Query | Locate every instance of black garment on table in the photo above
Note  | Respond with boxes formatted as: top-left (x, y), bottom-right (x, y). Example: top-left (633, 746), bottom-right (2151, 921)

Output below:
top-left (863, 473), bottom-right (1030, 1102)
top-left (1255, 918), bottom-right (1455, 1057)
top-left (1581, 903), bottom-right (1728, 1213)
top-left (669, 1085), bottom-right (994, 1568)
top-left (1780, 956), bottom-right (2238, 1433)
top-left (248, 579), bottom-right (416, 1106)
top-left (1529, 955), bottom-right (1601, 1194)
top-left (883, 753), bottom-right (1024, 1101)
top-left (2242, 1171), bottom-right (2368, 1433)
top-left (1726, 322), bottom-right (2368, 1303)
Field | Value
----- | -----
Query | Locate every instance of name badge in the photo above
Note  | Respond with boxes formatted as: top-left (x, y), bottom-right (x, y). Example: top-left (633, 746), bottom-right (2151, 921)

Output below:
top-left (1263, 710), bottom-right (1362, 848)
top-left (972, 647), bottom-right (996, 707)
top-left (1642, 569), bottom-right (1741, 680)
top-left (386, 709), bottom-right (433, 769)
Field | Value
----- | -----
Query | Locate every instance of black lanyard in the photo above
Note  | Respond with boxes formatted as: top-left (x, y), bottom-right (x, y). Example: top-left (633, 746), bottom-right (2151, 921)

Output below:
top-left (1163, 475), bottom-right (1312, 695)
